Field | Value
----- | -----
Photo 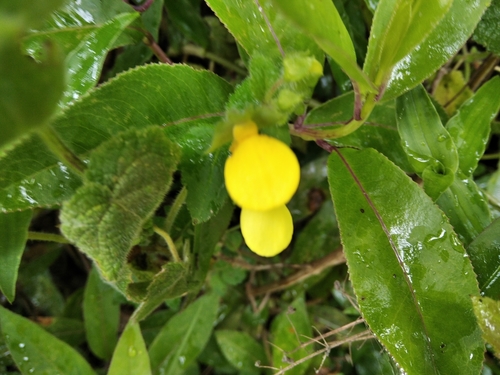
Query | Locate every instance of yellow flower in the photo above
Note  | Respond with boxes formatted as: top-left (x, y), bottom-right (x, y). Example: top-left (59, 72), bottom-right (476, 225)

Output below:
top-left (240, 205), bottom-right (293, 257)
top-left (224, 120), bottom-right (300, 257)
top-left (224, 122), bottom-right (300, 212)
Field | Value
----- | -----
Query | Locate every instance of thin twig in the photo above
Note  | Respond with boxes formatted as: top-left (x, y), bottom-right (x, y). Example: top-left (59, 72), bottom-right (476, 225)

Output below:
top-left (27, 231), bottom-right (70, 244)
top-left (143, 31), bottom-right (173, 64)
top-left (153, 226), bottom-right (180, 262)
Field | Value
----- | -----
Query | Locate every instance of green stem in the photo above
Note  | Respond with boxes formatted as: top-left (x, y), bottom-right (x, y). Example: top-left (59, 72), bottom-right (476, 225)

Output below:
top-left (165, 187), bottom-right (187, 233)
top-left (182, 44), bottom-right (247, 75)
top-left (481, 153), bottom-right (500, 160)
top-left (27, 231), bottom-right (70, 244)
top-left (38, 126), bottom-right (86, 177)
top-left (153, 225), bottom-right (181, 262)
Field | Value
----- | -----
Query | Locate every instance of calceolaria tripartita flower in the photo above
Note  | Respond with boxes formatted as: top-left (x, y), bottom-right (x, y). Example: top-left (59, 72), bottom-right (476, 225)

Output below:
top-left (224, 120), bottom-right (300, 257)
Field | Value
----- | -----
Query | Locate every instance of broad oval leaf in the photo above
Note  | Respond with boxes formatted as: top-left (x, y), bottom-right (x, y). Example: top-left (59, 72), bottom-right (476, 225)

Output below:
top-left (108, 321), bottom-right (152, 375)
top-left (215, 330), bottom-right (266, 374)
top-left (149, 293), bottom-right (219, 375)
top-left (83, 267), bottom-right (121, 360)
top-left (468, 218), bottom-right (500, 299)
top-left (383, 0), bottom-right (490, 101)
top-left (0, 306), bottom-right (95, 375)
top-left (0, 210), bottom-right (31, 303)
top-left (60, 127), bottom-right (180, 296)
top-left (328, 148), bottom-right (483, 375)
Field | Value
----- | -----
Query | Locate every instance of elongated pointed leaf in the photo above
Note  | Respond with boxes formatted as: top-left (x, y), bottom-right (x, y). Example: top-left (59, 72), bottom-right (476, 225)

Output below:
top-left (446, 76), bottom-right (500, 177)
top-left (63, 12), bottom-right (139, 106)
top-left (0, 210), bottom-right (31, 303)
top-left (472, 296), bottom-right (500, 359)
top-left (60, 127), bottom-right (180, 296)
top-left (364, 0), bottom-right (452, 86)
top-left (0, 65), bottom-right (232, 217)
top-left (0, 306), bottom-right (95, 375)
top-left (83, 267), bottom-right (120, 360)
top-left (215, 330), bottom-right (266, 375)
top-left (383, 0), bottom-right (490, 100)
top-left (149, 293), bottom-right (219, 375)
top-left (108, 321), bottom-right (152, 375)
top-left (328, 148), bottom-right (483, 375)
top-left (468, 218), bottom-right (500, 299)
top-left (271, 0), bottom-right (375, 95)
top-left (396, 85), bottom-right (458, 200)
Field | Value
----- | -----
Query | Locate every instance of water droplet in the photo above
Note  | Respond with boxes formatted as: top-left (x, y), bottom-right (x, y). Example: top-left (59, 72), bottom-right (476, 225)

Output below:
top-left (179, 356), bottom-right (185, 365)
top-left (23, 356), bottom-right (29, 362)
top-left (18, 343), bottom-right (25, 349)
top-left (128, 346), bottom-right (137, 357)
top-left (29, 368), bottom-right (35, 373)
top-left (437, 135), bottom-right (446, 142)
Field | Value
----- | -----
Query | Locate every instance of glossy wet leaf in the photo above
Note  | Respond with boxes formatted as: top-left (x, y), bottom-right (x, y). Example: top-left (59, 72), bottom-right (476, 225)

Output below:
top-left (0, 65), bottom-right (231, 214)
top-left (437, 177), bottom-right (491, 247)
top-left (271, 296), bottom-right (312, 375)
top-left (271, 0), bottom-right (375, 95)
top-left (363, 0), bottom-right (452, 87)
top-left (131, 262), bottom-right (189, 323)
top-left (445, 76), bottom-right (500, 177)
top-left (473, 0), bottom-right (500, 55)
top-left (472, 296), bottom-right (500, 359)
top-left (0, 306), bottom-right (95, 375)
top-left (62, 12), bottom-right (139, 106)
top-left (165, 0), bottom-right (210, 48)
top-left (83, 267), bottom-right (120, 360)
top-left (396, 85), bottom-right (458, 200)
top-left (0, 210), bottom-right (31, 303)
top-left (205, 0), bottom-right (322, 60)
top-left (149, 293), bottom-right (219, 375)
top-left (383, 0), bottom-right (490, 101)
top-left (215, 330), bottom-right (266, 375)
top-left (108, 321), bottom-right (151, 375)
top-left (467, 218), bottom-right (500, 299)
top-left (328, 148), bottom-right (483, 375)
top-left (60, 127), bottom-right (180, 296)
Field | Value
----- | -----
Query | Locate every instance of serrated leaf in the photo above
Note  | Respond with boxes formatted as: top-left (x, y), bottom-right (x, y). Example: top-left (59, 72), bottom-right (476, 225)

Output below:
top-left (468, 218), bottom-right (500, 299)
top-left (108, 321), bottom-right (151, 375)
top-left (328, 148), bottom-right (483, 375)
top-left (271, 0), bottom-right (376, 95)
top-left (83, 267), bottom-right (120, 360)
top-left (215, 330), bottom-right (266, 375)
top-left (0, 210), bottom-right (31, 303)
top-left (271, 296), bottom-right (312, 375)
top-left (446, 76), bottom-right (500, 177)
top-left (205, 0), bottom-right (322, 60)
top-left (437, 177), bottom-right (491, 247)
top-left (149, 293), bottom-right (219, 375)
top-left (473, 0), bottom-right (500, 55)
top-left (63, 12), bottom-right (139, 106)
top-left (0, 64), bottom-right (231, 215)
top-left (60, 127), bottom-right (180, 296)
top-left (131, 262), bottom-right (189, 323)
top-left (472, 296), bottom-right (500, 359)
top-left (383, 0), bottom-right (490, 100)
top-left (363, 0), bottom-right (452, 87)
top-left (396, 85), bottom-right (458, 200)
top-left (0, 306), bottom-right (96, 375)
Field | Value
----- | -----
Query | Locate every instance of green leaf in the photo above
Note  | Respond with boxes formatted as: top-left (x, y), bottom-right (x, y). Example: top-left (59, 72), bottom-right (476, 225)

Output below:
top-left (363, 0), bottom-right (452, 87)
top-left (0, 210), bottom-right (31, 303)
top-left (131, 262), bottom-right (189, 323)
top-left (205, 0), bottom-right (322, 60)
top-left (165, 0), bottom-right (210, 48)
top-left (215, 330), bottom-right (266, 375)
top-left (83, 267), bottom-right (120, 360)
top-left (437, 177), bottom-right (491, 247)
top-left (60, 127), bottom-right (180, 296)
top-left (0, 306), bottom-right (96, 375)
top-left (396, 85), bottom-right (458, 200)
top-left (149, 293), bottom-right (219, 375)
top-left (62, 12), bottom-right (139, 106)
top-left (383, 0), bottom-right (490, 100)
top-left (445, 76), bottom-right (500, 177)
top-left (0, 0), bottom-right (65, 29)
top-left (0, 64), bottom-right (231, 214)
top-left (468, 218), bottom-right (500, 299)
top-left (472, 296), bottom-right (500, 359)
top-left (327, 148), bottom-right (483, 375)
top-left (45, 318), bottom-right (86, 348)
top-left (473, 0), bottom-right (500, 55)
top-left (108, 321), bottom-right (152, 375)
top-left (271, 296), bottom-right (312, 375)
top-left (271, 0), bottom-right (376, 95)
